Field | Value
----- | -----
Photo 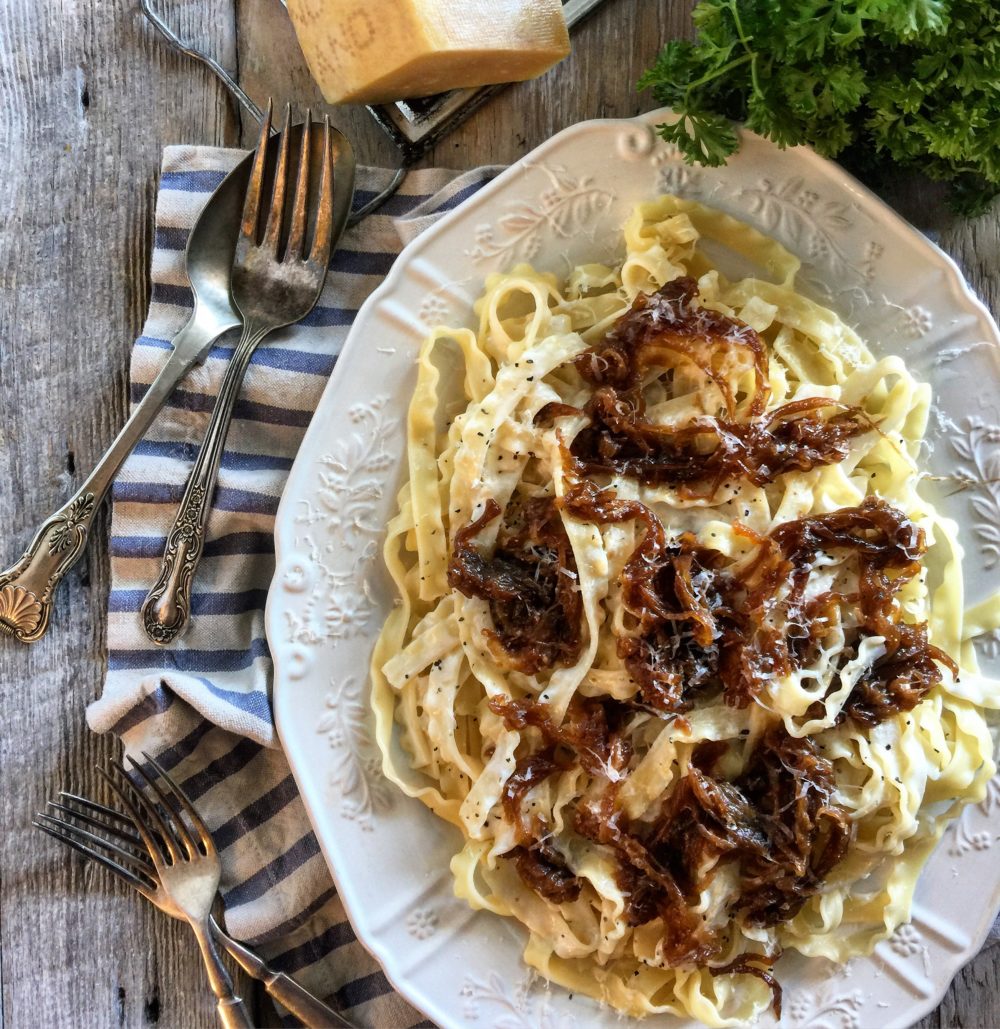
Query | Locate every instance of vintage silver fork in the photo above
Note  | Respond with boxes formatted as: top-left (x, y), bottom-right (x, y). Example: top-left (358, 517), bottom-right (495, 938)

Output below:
top-left (34, 768), bottom-right (350, 1028)
top-left (141, 100), bottom-right (355, 645)
top-left (74, 756), bottom-right (253, 1026)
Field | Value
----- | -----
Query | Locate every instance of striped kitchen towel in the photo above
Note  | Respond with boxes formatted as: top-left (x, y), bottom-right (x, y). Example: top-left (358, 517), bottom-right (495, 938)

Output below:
top-left (86, 146), bottom-right (500, 1026)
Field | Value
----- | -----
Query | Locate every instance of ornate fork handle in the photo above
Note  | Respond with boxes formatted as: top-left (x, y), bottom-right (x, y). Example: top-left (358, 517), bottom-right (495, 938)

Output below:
top-left (141, 324), bottom-right (268, 645)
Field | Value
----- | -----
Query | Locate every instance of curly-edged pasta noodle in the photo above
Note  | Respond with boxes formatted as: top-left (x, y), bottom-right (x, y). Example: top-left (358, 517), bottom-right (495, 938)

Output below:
top-left (371, 195), bottom-right (1000, 1027)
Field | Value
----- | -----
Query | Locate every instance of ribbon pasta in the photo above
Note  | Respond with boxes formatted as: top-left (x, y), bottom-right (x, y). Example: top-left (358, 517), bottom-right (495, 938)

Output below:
top-left (371, 196), bottom-right (1000, 1026)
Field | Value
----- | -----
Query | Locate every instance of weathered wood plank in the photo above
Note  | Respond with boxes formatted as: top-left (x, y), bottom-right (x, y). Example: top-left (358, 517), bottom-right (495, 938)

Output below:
top-left (0, 0), bottom-right (255, 1026)
top-left (1, 0), bottom-right (998, 1026)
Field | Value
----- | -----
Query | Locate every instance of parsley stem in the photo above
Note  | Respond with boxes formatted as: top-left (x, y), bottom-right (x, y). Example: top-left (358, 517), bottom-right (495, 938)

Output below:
top-left (726, 0), bottom-right (763, 99)
top-left (683, 52), bottom-right (753, 93)
top-left (727, 0), bottom-right (751, 49)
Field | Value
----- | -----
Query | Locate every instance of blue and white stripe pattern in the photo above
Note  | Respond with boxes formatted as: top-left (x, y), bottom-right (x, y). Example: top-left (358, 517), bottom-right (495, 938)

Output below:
top-left (86, 145), bottom-right (498, 1026)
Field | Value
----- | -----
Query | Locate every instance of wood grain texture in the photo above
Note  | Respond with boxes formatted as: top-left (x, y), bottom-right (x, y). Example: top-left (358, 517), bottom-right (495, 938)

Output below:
top-left (0, 0), bottom-right (252, 1026)
top-left (0, 0), bottom-right (998, 1026)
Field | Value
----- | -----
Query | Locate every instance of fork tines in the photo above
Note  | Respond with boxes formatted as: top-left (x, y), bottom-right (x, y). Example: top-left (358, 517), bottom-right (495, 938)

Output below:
top-left (240, 100), bottom-right (335, 267)
top-left (33, 790), bottom-right (156, 891)
top-left (99, 754), bottom-right (215, 865)
top-left (35, 752), bottom-right (216, 886)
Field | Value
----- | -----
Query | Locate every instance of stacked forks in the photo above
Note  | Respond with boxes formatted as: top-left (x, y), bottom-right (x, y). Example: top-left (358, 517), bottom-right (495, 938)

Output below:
top-left (0, 97), bottom-right (354, 646)
top-left (35, 753), bottom-right (350, 1028)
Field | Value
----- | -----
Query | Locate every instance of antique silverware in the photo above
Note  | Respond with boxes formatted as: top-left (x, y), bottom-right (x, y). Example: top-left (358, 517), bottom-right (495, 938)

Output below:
top-left (100, 756), bottom-right (253, 1027)
top-left (35, 779), bottom-right (351, 1028)
top-left (141, 102), bottom-right (355, 645)
top-left (38, 757), bottom-right (253, 1027)
top-left (0, 146), bottom-right (266, 642)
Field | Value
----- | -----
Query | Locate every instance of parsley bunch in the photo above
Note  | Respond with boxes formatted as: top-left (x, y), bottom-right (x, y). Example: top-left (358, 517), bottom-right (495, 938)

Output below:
top-left (639, 0), bottom-right (1000, 215)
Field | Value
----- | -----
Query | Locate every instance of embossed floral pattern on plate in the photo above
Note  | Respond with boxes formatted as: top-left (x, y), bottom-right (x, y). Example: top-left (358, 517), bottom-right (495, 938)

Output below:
top-left (461, 973), bottom-right (576, 1029)
top-left (467, 165), bottom-right (613, 265)
top-left (316, 675), bottom-right (395, 830)
top-left (269, 110), bottom-right (1000, 1029)
top-left (285, 395), bottom-right (393, 647)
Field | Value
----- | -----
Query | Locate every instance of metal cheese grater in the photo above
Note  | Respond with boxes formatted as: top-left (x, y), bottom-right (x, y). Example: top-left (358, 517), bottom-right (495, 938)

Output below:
top-left (139, 0), bottom-right (613, 217)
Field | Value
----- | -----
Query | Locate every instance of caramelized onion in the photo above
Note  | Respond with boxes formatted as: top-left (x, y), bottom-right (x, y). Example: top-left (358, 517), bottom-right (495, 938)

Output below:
top-left (560, 485), bottom-right (954, 723)
top-left (571, 390), bottom-right (872, 496)
top-left (843, 622), bottom-right (953, 727)
top-left (490, 694), bottom-right (632, 779)
top-left (574, 277), bottom-right (769, 416)
top-left (501, 747), bottom-right (559, 837)
top-left (765, 498), bottom-right (958, 721)
top-left (492, 695), bottom-right (632, 904)
top-left (508, 843), bottom-right (583, 904)
top-left (569, 277), bottom-right (871, 497)
top-left (562, 479), bottom-right (730, 712)
top-left (577, 730), bottom-right (851, 980)
top-left (733, 728), bottom-right (854, 927)
top-left (448, 497), bottom-right (583, 673)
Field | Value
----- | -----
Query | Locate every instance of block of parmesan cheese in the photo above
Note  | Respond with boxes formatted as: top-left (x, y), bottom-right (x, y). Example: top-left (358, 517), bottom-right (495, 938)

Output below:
top-left (286, 0), bottom-right (571, 105)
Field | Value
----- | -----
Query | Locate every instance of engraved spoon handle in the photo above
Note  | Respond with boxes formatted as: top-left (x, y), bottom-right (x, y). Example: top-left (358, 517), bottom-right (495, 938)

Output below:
top-left (141, 322), bottom-right (269, 645)
top-left (0, 321), bottom-right (218, 643)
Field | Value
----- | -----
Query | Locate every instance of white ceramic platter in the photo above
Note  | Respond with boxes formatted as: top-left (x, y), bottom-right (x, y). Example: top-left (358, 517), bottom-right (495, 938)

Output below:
top-left (265, 109), bottom-right (1000, 1029)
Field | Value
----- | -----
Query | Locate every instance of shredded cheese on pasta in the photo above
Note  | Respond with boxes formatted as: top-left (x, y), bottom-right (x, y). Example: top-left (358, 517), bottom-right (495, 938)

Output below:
top-left (371, 196), bottom-right (1000, 1027)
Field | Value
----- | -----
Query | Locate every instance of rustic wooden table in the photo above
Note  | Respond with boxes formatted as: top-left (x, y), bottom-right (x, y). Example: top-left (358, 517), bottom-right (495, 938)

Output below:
top-left (1, 0), bottom-right (998, 1026)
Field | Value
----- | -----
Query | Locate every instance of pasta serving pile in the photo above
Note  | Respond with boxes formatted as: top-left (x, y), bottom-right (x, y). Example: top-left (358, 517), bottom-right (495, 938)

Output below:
top-left (371, 196), bottom-right (1000, 1026)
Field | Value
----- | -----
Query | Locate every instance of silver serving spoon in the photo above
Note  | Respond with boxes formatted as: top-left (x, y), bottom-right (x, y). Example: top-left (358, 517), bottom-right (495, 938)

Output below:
top-left (0, 147), bottom-right (267, 642)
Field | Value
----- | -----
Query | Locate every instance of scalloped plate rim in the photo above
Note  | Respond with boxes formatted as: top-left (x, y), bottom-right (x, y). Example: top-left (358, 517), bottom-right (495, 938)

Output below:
top-left (267, 108), bottom-right (1000, 1029)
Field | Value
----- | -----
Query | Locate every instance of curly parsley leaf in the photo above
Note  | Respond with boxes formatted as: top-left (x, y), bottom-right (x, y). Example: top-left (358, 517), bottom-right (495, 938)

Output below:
top-left (657, 111), bottom-right (741, 166)
top-left (640, 0), bottom-right (1000, 216)
top-left (864, 0), bottom-right (951, 39)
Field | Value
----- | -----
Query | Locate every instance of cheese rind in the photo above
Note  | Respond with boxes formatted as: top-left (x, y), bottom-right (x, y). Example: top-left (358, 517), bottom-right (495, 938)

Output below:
top-left (287, 0), bottom-right (571, 105)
